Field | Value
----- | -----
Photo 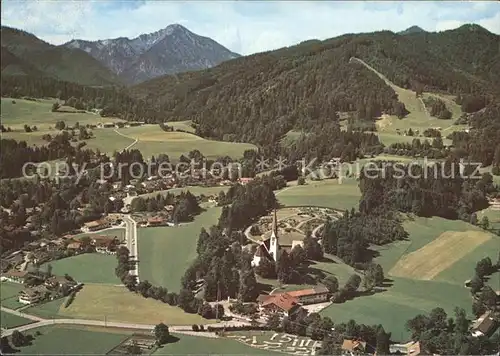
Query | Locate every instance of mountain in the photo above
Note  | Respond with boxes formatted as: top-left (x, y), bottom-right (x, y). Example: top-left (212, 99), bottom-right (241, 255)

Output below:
top-left (130, 25), bottom-right (500, 147)
top-left (398, 26), bottom-right (426, 35)
top-left (1, 27), bottom-right (121, 86)
top-left (64, 24), bottom-right (240, 84)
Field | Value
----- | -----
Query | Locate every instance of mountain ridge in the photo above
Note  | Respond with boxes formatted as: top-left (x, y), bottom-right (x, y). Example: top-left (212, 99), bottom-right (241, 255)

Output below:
top-left (64, 24), bottom-right (240, 84)
top-left (1, 26), bottom-right (121, 86)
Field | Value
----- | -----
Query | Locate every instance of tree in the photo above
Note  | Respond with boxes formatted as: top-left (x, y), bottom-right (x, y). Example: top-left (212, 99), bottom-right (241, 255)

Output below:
top-left (55, 120), bottom-right (66, 130)
top-left (214, 304), bottom-right (225, 319)
top-left (276, 250), bottom-right (293, 283)
top-left (46, 264), bottom-right (53, 277)
top-left (323, 276), bottom-right (339, 294)
top-left (470, 274), bottom-right (484, 294)
top-left (297, 176), bottom-right (306, 185)
top-left (153, 323), bottom-right (170, 345)
top-left (11, 330), bottom-right (25, 347)
top-left (290, 245), bottom-right (307, 266)
top-left (199, 303), bottom-right (213, 319)
top-left (345, 274), bottom-right (361, 294)
top-left (303, 234), bottom-right (323, 261)
top-left (177, 289), bottom-right (195, 312)
top-left (51, 102), bottom-right (60, 112)
top-left (255, 257), bottom-right (276, 279)
top-left (375, 326), bottom-right (391, 355)
top-left (266, 313), bottom-right (281, 331)
top-left (475, 257), bottom-right (493, 278)
top-left (192, 324), bottom-right (199, 332)
top-left (480, 216), bottom-right (490, 230)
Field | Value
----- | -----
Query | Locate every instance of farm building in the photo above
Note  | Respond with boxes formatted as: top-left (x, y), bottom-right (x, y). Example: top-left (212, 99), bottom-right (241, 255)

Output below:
top-left (147, 216), bottom-right (167, 227)
top-left (389, 341), bottom-right (421, 356)
top-left (45, 275), bottom-right (77, 289)
top-left (81, 219), bottom-right (110, 232)
top-left (67, 241), bottom-right (82, 251)
top-left (285, 286), bottom-right (329, 305)
top-left (341, 339), bottom-right (366, 354)
top-left (258, 293), bottom-right (302, 317)
top-left (471, 311), bottom-right (498, 337)
top-left (0, 270), bottom-right (28, 283)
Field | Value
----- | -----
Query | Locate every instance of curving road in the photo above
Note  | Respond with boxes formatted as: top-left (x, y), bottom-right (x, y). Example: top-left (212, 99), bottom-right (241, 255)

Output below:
top-left (113, 129), bottom-right (138, 152)
top-left (122, 214), bottom-right (140, 282)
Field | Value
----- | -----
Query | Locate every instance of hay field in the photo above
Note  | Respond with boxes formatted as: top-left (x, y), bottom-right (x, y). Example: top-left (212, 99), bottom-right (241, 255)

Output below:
top-left (389, 230), bottom-right (492, 280)
top-left (59, 284), bottom-right (213, 325)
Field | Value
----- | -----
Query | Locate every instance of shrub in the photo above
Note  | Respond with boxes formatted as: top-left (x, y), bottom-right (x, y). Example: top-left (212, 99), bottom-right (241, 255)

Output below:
top-left (192, 324), bottom-right (199, 332)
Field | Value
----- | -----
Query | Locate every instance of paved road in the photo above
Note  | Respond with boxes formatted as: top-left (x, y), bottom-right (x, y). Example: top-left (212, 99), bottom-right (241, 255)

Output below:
top-left (0, 306), bottom-right (249, 337)
top-left (122, 214), bottom-right (140, 282)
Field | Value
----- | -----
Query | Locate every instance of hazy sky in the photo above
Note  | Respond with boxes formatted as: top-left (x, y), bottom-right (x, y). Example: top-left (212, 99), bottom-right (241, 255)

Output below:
top-left (2, 1), bottom-right (499, 55)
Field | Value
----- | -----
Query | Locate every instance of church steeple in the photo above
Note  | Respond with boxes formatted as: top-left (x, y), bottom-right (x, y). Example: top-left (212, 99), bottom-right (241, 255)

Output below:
top-left (269, 208), bottom-right (280, 261)
top-left (271, 208), bottom-right (278, 239)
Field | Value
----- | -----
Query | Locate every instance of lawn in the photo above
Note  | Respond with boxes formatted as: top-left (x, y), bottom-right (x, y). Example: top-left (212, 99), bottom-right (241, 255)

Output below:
top-left (40, 253), bottom-right (121, 284)
top-left (0, 282), bottom-right (25, 310)
top-left (1, 281), bottom-right (24, 300)
top-left (9, 325), bottom-right (130, 355)
top-left (321, 215), bottom-right (495, 341)
top-left (277, 178), bottom-right (360, 211)
top-left (0, 311), bottom-right (34, 328)
top-left (1, 97), bottom-right (124, 131)
top-left (138, 207), bottom-right (221, 291)
top-left (320, 277), bottom-right (471, 342)
top-left (71, 227), bottom-right (126, 242)
top-left (165, 120), bottom-right (195, 133)
top-left (154, 332), bottom-right (280, 355)
top-left (23, 298), bottom-right (67, 319)
top-left (137, 186), bottom-right (229, 200)
top-left (82, 128), bottom-right (135, 155)
top-left (59, 284), bottom-right (213, 325)
top-left (115, 125), bottom-right (256, 160)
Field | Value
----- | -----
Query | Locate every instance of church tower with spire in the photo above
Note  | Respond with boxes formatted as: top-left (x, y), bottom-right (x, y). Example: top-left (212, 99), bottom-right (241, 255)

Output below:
top-left (269, 208), bottom-right (280, 261)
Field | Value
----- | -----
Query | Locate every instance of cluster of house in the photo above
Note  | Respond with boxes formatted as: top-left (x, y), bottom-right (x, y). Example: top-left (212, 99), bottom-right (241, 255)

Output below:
top-left (96, 121), bottom-right (144, 129)
top-left (1, 270), bottom-right (79, 305)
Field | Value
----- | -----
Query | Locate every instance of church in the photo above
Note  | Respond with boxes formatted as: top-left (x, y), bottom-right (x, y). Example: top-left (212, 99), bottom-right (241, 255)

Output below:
top-left (252, 209), bottom-right (281, 267)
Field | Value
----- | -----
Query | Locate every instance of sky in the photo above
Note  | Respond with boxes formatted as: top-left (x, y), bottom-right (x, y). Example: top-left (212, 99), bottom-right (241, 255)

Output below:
top-left (1, 1), bottom-right (499, 55)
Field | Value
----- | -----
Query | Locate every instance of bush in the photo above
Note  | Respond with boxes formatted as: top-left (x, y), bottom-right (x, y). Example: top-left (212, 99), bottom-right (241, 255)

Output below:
top-left (64, 291), bottom-right (76, 308)
top-left (492, 166), bottom-right (500, 176)
top-left (192, 324), bottom-right (199, 332)
top-left (199, 325), bottom-right (205, 331)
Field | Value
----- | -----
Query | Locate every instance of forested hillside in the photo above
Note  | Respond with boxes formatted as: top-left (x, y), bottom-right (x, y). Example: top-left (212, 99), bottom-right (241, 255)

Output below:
top-left (1, 27), bottom-right (120, 86)
top-left (131, 25), bottom-right (500, 150)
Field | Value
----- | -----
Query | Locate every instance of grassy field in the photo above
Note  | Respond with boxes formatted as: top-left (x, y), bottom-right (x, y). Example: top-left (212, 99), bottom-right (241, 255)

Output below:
top-left (155, 333), bottom-right (280, 355)
top-left (115, 125), bottom-right (256, 160)
top-left (353, 60), bottom-right (466, 147)
top-left (10, 325), bottom-right (130, 355)
top-left (23, 298), bottom-right (67, 319)
top-left (1, 97), bottom-right (124, 132)
top-left (59, 284), bottom-right (212, 325)
top-left (138, 207), bottom-right (221, 291)
top-left (277, 178), bottom-right (360, 211)
top-left (40, 253), bottom-right (121, 284)
top-left (82, 128), bottom-right (135, 154)
top-left (137, 186), bottom-right (229, 200)
top-left (0, 311), bottom-right (34, 328)
top-left (71, 227), bottom-right (126, 242)
top-left (320, 215), bottom-right (497, 341)
top-left (0, 281), bottom-right (25, 310)
top-left (389, 230), bottom-right (492, 280)
top-left (165, 120), bottom-right (195, 133)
